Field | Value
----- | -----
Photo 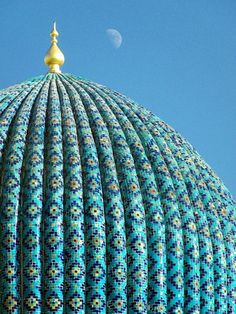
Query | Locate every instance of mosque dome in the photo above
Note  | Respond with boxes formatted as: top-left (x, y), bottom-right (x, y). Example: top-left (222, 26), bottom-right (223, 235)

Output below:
top-left (0, 24), bottom-right (235, 314)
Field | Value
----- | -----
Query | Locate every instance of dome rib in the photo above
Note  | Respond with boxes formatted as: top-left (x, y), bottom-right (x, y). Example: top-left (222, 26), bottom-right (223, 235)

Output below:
top-left (19, 79), bottom-right (50, 312)
top-left (157, 117), bottom-right (234, 312)
top-left (0, 80), bottom-right (44, 163)
top-left (69, 78), bottom-right (165, 311)
top-left (133, 103), bottom-right (234, 203)
top-left (101, 90), bottom-right (212, 311)
top-left (61, 76), bottom-right (149, 312)
top-left (82, 82), bottom-right (169, 306)
top-left (56, 77), bottom-right (87, 312)
top-left (125, 101), bottom-right (231, 312)
top-left (138, 107), bottom-right (235, 228)
top-left (57, 76), bottom-right (108, 312)
top-left (0, 73), bottom-right (235, 314)
top-left (57, 75), bottom-right (234, 312)
top-left (79, 80), bottom-right (231, 313)
top-left (112, 91), bottom-right (229, 312)
top-left (40, 77), bottom-right (65, 313)
top-left (72, 79), bottom-right (170, 310)
top-left (71, 77), bottom-right (189, 312)
top-left (0, 79), bottom-right (47, 312)
top-left (80, 81), bottom-right (203, 312)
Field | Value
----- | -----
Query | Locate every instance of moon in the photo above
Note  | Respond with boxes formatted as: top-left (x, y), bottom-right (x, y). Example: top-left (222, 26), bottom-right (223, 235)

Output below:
top-left (106, 29), bottom-right (122, 49)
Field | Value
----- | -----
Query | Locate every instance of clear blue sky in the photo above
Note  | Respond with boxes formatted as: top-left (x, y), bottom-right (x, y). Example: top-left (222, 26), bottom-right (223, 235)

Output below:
top-left (0, 0), bottom-right (235, 197)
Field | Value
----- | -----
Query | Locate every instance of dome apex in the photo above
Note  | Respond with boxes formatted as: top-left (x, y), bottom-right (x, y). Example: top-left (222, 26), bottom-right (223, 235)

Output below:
top-left (44, 22), bottom-right (65, 73)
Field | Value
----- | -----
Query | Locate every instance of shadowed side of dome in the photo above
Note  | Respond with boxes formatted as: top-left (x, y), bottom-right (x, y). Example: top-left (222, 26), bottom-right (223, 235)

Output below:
top-left (0, 73), bottom-right (235, 313)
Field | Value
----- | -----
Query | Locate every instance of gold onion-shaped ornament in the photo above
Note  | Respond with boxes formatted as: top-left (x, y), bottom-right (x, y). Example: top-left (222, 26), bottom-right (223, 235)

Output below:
top-left (44, 22), bottom-right (65, 73)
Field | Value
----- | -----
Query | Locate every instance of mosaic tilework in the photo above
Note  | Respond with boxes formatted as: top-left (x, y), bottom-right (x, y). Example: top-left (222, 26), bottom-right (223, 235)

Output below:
top-left (0, 73), bottom-right (235, 313)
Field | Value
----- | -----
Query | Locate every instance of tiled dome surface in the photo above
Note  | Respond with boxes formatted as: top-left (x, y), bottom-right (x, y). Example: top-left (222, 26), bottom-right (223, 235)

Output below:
top-left (0, 73), bottom-right (235, 313)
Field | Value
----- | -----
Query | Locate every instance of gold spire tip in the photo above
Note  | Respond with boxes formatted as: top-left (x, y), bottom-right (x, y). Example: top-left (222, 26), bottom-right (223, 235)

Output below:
top-left (44, 22), bottom-right (65, 73)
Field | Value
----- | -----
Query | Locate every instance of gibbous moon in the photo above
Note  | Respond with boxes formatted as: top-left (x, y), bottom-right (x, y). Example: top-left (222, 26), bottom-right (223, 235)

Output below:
top-left (106, 29), bottom-right (122, 49)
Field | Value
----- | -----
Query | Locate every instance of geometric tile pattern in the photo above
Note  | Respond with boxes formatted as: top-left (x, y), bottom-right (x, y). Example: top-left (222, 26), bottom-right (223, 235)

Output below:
top-left (0, 73), bottom-right (235, 313)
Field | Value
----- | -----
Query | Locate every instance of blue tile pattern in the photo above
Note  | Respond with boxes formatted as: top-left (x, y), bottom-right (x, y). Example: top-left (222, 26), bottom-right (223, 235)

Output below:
top-left (0, 73), bottom-right (235, 313)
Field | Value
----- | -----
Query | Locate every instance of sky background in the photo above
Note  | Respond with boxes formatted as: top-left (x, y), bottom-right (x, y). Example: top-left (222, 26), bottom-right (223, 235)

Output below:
top-left (0, 0), bottom-right (235, 197)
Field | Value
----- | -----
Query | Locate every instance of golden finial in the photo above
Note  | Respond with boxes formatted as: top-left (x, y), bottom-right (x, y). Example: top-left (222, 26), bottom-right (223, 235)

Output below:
top-left (44, 22), bottom-right (65, 73)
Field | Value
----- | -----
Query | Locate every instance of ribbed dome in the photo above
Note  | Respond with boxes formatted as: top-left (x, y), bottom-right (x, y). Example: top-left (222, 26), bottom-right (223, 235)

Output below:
top-left (0, 73), bottom-right (235, 313)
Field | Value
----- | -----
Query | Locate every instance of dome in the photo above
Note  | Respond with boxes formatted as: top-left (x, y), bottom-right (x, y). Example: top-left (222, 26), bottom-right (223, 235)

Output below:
top-left (0, 72), bottom-right (235, 313)
top-left (1, 22), bottom-right (236, 314)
